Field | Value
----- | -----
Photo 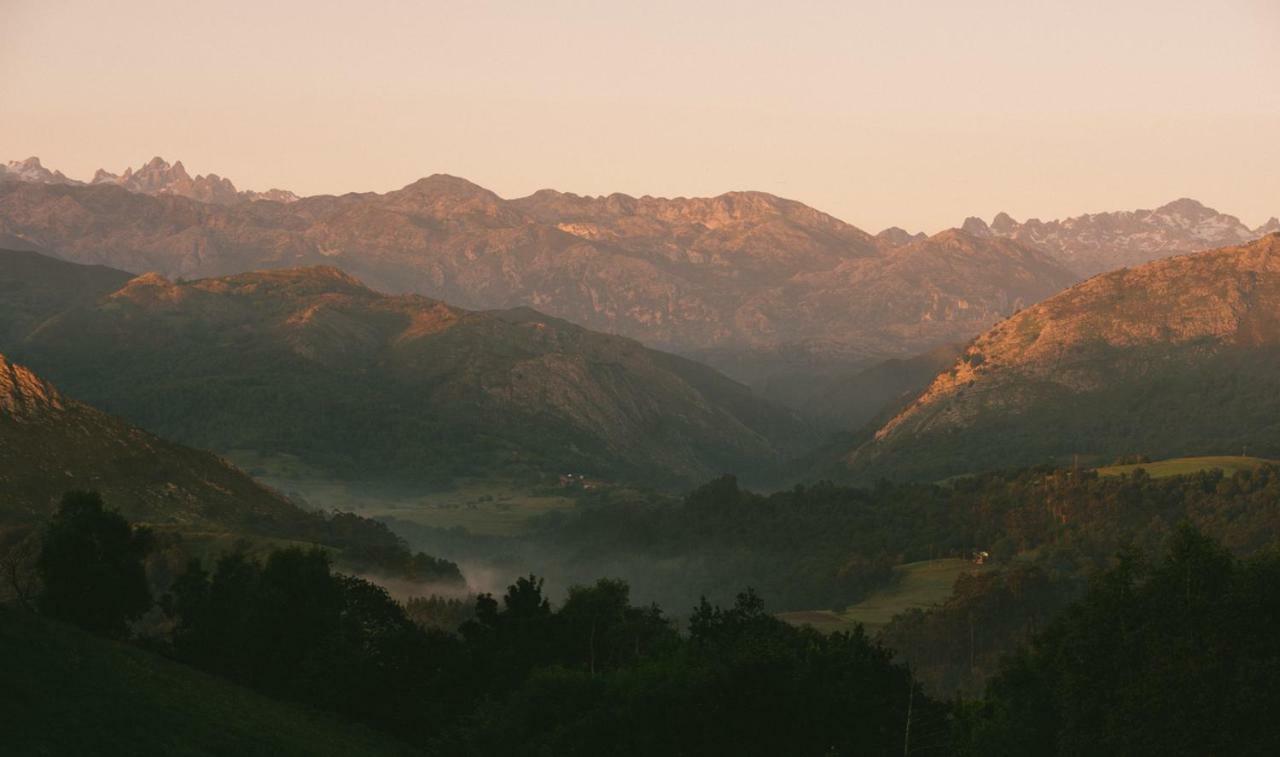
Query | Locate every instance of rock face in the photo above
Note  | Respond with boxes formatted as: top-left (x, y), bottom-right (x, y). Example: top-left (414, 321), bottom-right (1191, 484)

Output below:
top-left (90, 156), bottom-right (299, 204)
top-left (972, 198), bottom-right (1275, 277)
top-left (0, 351), bottom-right (311, 529)
top-left (0, 354), bottom-right (63, 419)
top-left (845, 233), bottom-right (1280, 482)
top-left (0, 175), bottom-right (1075, 389)
top-left (0, 157), bottom-right (78, 185)
top-left (1, 155), bottom-right (296, 204)
top-left (1, 251), bottom-right (808, 487)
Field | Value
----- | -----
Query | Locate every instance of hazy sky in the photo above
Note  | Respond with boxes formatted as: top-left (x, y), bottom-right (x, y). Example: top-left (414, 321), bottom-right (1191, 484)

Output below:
top-left (2, 0), bottom-right (1277, 232)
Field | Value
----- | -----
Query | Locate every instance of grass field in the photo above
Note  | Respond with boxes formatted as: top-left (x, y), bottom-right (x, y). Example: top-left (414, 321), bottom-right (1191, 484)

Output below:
top-left (0, 606), bottom-right (418, 756)
top-left (778, 558), bottom-right (990, 635)
top-left (1095, 455), bottom-right (1274, 479)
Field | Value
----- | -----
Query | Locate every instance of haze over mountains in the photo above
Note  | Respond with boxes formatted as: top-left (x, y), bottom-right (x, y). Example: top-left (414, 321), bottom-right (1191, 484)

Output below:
top-left (957, 198), bottom-right (1280, 277)
top-left (846, 233), bottom-right (1280, 482)
top-left (2, 155), bottom-right (1275, 416)
top-left (1, 156), bottom-right (298, 205)
top-left (0, 157), bottom-right (1083, 393)
top-left (0, 248), bottom-right (804, 488)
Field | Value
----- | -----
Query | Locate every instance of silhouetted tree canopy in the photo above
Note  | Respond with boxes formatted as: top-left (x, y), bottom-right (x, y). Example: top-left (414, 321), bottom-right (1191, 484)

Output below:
top-left (36, 490), bottom-right (153, 637)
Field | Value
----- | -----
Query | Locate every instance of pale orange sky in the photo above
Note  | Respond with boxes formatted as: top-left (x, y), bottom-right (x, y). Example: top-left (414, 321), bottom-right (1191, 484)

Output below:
top-left (1, 0), bottom-right (1277, 232)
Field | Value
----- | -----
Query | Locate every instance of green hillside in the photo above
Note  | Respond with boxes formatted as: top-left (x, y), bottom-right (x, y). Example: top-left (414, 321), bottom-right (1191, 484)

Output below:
top-left (1095, 455), bottom-right (1274, 479)
top-left (0, 606), bottom-right (419, 757)
top-left (778, 558), bottom-right (990, 634)
top-left (2, 255), bottom-right (807, 490)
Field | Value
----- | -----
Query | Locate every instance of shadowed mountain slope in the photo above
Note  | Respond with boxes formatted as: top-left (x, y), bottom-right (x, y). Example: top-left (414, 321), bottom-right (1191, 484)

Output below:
top-left (845, 233), bottom-right (1280, 482)
top-left (0, 351), bottom-right (314, 532)
top-left (1, 253), bottom-right (807, 487)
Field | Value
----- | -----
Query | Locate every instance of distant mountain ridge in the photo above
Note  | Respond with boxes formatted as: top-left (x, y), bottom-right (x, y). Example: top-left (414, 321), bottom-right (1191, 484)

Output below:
top-left (0, 168), bottom-right (1077, 393)
top-left (7, 157), bottom-right (1270, 408)
top-left (0, 248), bottom-right (807, 488)
top-left (1, 155), bottom-right (297, 204)
top-left (844, 233), bottom-right (1280, 482)
top-left (958, 198), bottom-right (1278, 276)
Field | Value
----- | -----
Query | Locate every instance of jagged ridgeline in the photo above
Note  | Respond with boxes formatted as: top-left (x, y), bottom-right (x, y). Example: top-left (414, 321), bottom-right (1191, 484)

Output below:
top-left (845, 234), bottom-right (1280, 482)
top-left (0, 171), bottom-right (1077, 392)
top-left (0, 249), bottom-right (808, 488)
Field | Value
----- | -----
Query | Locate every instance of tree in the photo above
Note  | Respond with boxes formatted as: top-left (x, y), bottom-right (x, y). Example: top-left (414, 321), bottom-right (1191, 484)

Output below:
top-left (36, 491), bottom-right (153, 637)
top-left (968, 527), bottom-right (1280, 755)
top-left (0, 527), bottom-right (42, 606)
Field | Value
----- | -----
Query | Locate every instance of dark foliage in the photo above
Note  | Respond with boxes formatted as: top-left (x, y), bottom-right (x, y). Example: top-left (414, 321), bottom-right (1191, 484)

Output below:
top-left (159, 543), bottom-right (947, 755)
top-left (36, 491), bottom-right (153, 637)
top-left (963, 527), bottom-right (1280, 756)
top-left (532, 465), bottom-right (1280, 612)
top-left (881, 565), bottom-right (1079, 696)
top-left (403, 594), bottom-right (475, 632)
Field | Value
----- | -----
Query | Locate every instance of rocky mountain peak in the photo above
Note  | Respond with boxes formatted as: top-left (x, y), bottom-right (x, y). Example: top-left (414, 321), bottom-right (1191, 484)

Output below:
top-left (875, 226), bottom-right (925, 248)
top-left (961, 216), bottom-right (992, 237)
top-left (990, 212), bottom-right (1018, 234)
top-left (80, 156), bottom-right (297, 204)
top-left (0, 353), bottom-right (64, 419)
top-left (1154, 197), bottom-right (1214, 218)
top-left (1256, 218), bottom-right (1280, 235)
top-left (975, 197), bottom-right (1270, 276)
top-left (1, 156), bottom-right (78, 185)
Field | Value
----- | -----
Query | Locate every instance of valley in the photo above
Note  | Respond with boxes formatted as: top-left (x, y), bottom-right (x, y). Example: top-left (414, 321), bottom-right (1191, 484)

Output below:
top-left (6, 3), bottom-right (1280, 751)
top-left (4, 166), bottom-right (1280, 754)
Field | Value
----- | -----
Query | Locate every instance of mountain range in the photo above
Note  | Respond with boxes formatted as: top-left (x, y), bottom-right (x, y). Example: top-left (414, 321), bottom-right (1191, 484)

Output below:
top-left (845, 233), bottom-right (1280, 482)
top-left (0, 248), bottom-right (805, 488)
top-left (0, 158), bottom-right (1078, 394)
top-left (957, 198), bottom-right (1280, 277)
top-left (1, 156), bottom-right (298, 204)
top-left (3, 156), bottom-right (1274, 420)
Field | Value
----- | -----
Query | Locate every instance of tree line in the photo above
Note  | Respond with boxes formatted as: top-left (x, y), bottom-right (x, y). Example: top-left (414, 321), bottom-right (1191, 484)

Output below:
top-left (13, 481), bottom-right (1280, 754)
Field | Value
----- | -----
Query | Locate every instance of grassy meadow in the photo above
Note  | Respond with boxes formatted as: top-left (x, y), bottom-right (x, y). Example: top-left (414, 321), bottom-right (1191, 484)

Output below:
top-left (778, 558), bottom-right (991, 634)
top-left (1095, 455), bottom-right (1273, 479)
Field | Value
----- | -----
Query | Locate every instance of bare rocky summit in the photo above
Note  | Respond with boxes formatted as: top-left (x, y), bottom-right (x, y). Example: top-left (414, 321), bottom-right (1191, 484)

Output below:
top-left (0, 155), bottom-right (297, 204)
top-left (91, 156), bottom-right (299, 204)
top-left (0, 353), bottom-right (64, 419)
top-left (966, 198), bottom-right (1275, 277)
top-left (0, 157), bottom-right (78, 185)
